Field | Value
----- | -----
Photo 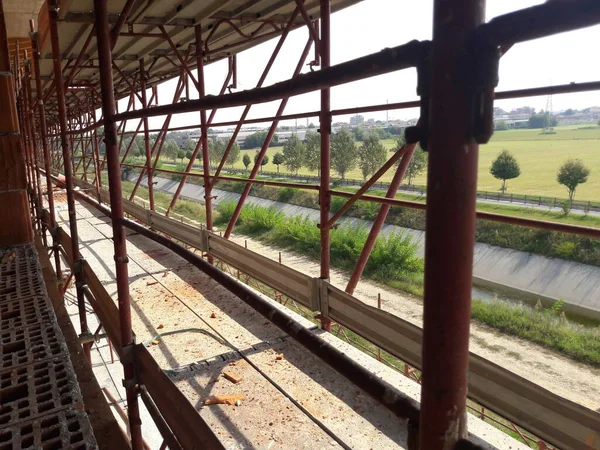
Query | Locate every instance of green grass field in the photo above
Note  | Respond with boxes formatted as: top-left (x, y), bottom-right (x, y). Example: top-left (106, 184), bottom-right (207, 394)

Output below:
top-left (157, 123), bottom-right (600, 201)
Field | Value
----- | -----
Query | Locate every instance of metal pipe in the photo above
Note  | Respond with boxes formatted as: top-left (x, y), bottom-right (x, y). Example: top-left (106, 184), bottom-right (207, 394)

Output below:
top-left (418, 1), bottom-right (484, 448)
top-left (110, 0), bottom-right (136, 49)
top-left (139, 386), bottom-right (183, 450)
top-left (224, 36), bottom-right (313, 238)
top-left (30, 21), bottom-right (57, 231)
top-left (345, 143), bottom-right (416, 295)
top-left (166, 60), bottom-right (232, 215)
top-left (48, 0), bottom-right (91, 363)
top-left (324, 145), bottom-right (410, 229)
top-left (139, 58), bottom-right (154, 211)
top-left (319, 0), bottom-right (332, 331)
top-left (112, 39), bottom-right (428, 123)
top-left (92, 0), bottom-right (144, 448)
top-left (24, 60), bottom-right (45, 235)
top-left (476, 0), bottom-right (600, 47)
top-left (211, 5), bottom-right (304, 184)
top-left (195, 25), bottom-right (213, 235)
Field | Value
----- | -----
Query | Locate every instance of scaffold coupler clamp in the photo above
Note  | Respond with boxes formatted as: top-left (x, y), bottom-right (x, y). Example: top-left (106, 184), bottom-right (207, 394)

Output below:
top-left (78, 331), bottom-right (94, 345)
top-left (114, 254), bottom-right (129, 264)
top-left (405, 43), bottom-right (431, 151)
top-left (122, 340), bottom-right (139, 389)
top-left (466, 41), bottom-right (500, 144)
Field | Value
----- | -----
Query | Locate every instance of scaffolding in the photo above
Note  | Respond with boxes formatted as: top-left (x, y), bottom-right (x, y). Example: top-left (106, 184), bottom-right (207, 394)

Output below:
top-left (2, 0), bottom-right (600, 449)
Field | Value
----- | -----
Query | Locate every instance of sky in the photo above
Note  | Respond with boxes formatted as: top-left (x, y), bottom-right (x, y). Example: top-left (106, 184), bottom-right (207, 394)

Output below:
top-left (121, 0), bottom-right (600, 131)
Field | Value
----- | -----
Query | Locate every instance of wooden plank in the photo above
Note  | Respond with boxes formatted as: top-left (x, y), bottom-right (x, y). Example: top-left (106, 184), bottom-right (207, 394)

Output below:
top-left (58, 227), bottom-right (123, 355)
top-left (136, 345), bottom-right (225, 450)
top-left (208, 234), bottom-right (314, 308)
top-left (148, 211), bottom-right (207, 251)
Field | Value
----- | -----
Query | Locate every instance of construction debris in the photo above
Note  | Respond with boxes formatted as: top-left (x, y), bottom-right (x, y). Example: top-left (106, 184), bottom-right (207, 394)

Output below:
top-left (210, 312), bottom-right (217, 319)
top-left (203, 394), bottom-right (245, 406)
top-left (146, 281), bottom-right (159, 286)
top-left (157, 324), bottom-right (164, 329)
top-left (223, 371), bottom-right (243, 384)
top-left (275, 353), bottom-right (284, 361)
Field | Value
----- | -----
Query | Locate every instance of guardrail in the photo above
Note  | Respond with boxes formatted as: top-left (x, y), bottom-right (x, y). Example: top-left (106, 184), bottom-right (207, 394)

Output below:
top-left (72, 177), bottom-right (600, 449)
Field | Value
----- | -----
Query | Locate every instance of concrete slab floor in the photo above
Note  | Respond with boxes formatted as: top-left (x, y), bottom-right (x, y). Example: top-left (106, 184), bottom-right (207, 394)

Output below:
top-left (55, 201), bottom-right (528, 450)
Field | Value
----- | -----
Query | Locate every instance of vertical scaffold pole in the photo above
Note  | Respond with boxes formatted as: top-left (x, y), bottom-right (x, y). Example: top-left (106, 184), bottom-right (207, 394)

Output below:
top-left (195, 25), bottom-right (213, 234)
top-left (139, 58), bottom-right (154, 211)
top-left (319, 0), bottom-right (332, 331)
top-left (92, 0), bottom-right (144, 448)
top-left (419, 1), bottom-right (485, 449)
top-left (30, 21), bottom-right (58, 258)
top-left (47, 0), bottom-right (92, 363)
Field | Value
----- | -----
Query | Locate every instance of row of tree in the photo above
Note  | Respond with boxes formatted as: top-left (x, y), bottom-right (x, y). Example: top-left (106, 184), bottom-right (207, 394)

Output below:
top-left (489, 150), bottom-right (591, 208)
top-left (258, 129), bottom-right (427, 181)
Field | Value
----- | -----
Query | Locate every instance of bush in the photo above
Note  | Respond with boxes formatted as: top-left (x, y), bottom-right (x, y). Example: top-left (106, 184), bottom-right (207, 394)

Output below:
top-left (553, 241), bottom-right (577, 259)
top-left (239, 205), bottom-right (283, 234)
top-left (214, 180), bottom-right (600, 267)
top-left (170, 164), bottom-right (187, 181)
top-left (368, 231), bottom-right (424, 280)
top-left (173, 200), bottom-right (205, 222)
top-left (215, 201), bottom-right (237, 225)
top-left (471, 299), bottom-right (600, 367)
top-left (278, 187), bottom-right (298, 203)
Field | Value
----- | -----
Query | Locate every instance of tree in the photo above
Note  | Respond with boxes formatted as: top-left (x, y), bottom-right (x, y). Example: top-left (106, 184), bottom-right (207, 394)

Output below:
top-left (185, 150), bottom-right (193, 160)
top-left (351, 126), bottom-right (365, 142)
top-left (243, 131), bottom-right (279, 149)
top-left (331, 128), bottom-right (357, 179)
top-left (557, 159), bottom-right (590, 209)
top-left (177, 149), bottom-right (186, 162)
top-left (528, 113), bottom-right (558, 129)
top-left (282, 135), bottom-right (305, 175)
top-left (227, 142), bottom-right (241, 168)
top-left (494, 120), bottom-right (509, 131)
top-left (273, 152), bottom-right (284, 174)
top-left (243, 153), bottom-right (251, 170)
top-left (357, 132), bottom-right (387, 180)
top-left (490, 149), bottom-right (521, 193)
top-left (308, 122), bottom-right (316, 129)
top-left (254, 151), bottom-right (269, 173)
top-left (395, 136), bottom-right (427, 185)
top-left (163, 140), bottom-right (179, 161)
top-left (303, 132), bottom-right (320, 175)
top-left (207, 138), bottom-right (240, 168)
top-left (209, 138), bottom-right (225, 167)
top-left (184, 138), bottom-right (196, 152)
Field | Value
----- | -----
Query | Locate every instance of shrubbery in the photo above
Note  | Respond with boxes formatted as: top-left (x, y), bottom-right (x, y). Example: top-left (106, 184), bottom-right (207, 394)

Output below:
top-left (214, 181), bottom-right (600, 267)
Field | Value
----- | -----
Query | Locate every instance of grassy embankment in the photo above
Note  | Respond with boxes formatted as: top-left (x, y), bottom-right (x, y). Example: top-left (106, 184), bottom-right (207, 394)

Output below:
top-left (212, 199), bottom-right (600, 367)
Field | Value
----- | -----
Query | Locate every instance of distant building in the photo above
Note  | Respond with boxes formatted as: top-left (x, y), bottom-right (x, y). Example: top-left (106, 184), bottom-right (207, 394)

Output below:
top-left (349, 114), bottom-right (364, 126)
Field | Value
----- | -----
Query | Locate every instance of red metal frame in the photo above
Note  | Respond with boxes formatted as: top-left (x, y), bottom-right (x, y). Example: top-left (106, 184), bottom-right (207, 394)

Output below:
top-left (92, 0), bottom-right (144, 447)
top-left (48, 0), bottom-right (92, 364)
top-left (16, 0), bottom-right (600, 448)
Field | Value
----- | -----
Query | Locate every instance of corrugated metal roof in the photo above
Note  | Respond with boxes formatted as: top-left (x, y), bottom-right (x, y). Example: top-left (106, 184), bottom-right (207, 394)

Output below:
top-left (21, 0), bottom-right (361, 116)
